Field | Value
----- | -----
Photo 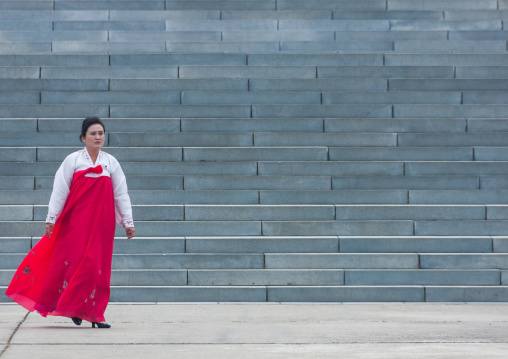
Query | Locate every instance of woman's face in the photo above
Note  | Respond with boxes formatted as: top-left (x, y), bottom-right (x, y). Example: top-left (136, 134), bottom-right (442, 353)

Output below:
top-left (82, 124), bottom-right (105, 152)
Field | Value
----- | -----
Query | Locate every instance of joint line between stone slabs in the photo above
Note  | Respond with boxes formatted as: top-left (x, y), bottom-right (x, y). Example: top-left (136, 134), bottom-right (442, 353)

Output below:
top-left (0, 311), bottom-right (29, 358)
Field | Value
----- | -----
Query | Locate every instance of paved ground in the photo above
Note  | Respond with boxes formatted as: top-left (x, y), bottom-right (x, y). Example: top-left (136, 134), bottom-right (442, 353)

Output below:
top-left (1, 303), bottom-right (507, 358)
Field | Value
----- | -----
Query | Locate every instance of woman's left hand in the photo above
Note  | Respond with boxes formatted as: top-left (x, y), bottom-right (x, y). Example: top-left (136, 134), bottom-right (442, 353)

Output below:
top-left (125, 227), bottom-right (135, 239)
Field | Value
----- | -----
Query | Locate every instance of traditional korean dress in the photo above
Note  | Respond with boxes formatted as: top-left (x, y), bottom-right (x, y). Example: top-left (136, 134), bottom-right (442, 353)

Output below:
top-left (5, 148), bottom-right (134, 323)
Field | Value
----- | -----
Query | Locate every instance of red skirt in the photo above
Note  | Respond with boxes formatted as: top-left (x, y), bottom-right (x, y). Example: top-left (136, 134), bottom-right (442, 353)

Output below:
top-left (6, 166), bottom-right (116, 323)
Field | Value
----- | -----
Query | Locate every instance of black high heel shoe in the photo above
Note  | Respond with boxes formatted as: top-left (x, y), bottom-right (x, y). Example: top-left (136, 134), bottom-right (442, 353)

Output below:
top-left (71, 317), bottom-right (82, 326)
top-left (92, 322), bottom-right (111, 328)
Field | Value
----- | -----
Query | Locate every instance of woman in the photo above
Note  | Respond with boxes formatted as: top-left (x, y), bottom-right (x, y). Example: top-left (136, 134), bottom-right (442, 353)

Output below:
top-left (5, 117), bottom-right (135, 329)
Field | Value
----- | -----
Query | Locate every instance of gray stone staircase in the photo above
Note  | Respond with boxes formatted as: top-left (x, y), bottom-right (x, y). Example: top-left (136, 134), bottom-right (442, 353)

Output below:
top-left (1, 0), bottom-right (508, 302)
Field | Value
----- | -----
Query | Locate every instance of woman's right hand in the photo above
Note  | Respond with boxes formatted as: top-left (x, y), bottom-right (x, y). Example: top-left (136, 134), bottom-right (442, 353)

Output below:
top-left (45, 223), bottom-right (54, 238)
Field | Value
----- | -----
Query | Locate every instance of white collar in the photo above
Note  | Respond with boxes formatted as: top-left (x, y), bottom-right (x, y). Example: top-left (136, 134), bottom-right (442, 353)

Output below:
top-left (83, 147), bottom-right (103, 167)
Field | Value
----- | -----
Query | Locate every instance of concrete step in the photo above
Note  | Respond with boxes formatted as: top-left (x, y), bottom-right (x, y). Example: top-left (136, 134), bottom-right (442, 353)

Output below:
top-left (450, 31), bottom-right (508, 40)
top-left (333, 11), bottom-right (444, 20)
top-left (221, 11), bottom-right (332, 20)
top-left (224, 31), bottom-right (335, 42)
top-left (111, 79), bottom-right (247, 91)
top-left (259, 190), bottom-right (408, 204)
top-left (395, 104), bottom-right (508, 118)
top-left (0, 43), bottom-right (51, 53)
top-left (0, 67), bottom-right (39, 79)
top-left (390, 79), bottom-right (508, 91)
top-left (113, 237), bottom-right (186, 254)
top-left (345, 269), bottom-right (500, 285)
top-left (0, 31), bottom-right (108, 42)
top-left (165, 20), bottom-right (278, 31)
top-left (183, 147), bottom-right (328, 161)
top-left (406, 162), bottom-right (508, 176)
top-left (109, 286), bottom-right (267, 302)
top-left (53, 21), bottom-right (166, 31)
top-left (390, 20), bottom-right (500, 31)
top-left (415, 221), bottom-right (508, 236)
top-left (457, 67), bottom-right (508, 79)
top-left (394, 41), bottom-right (507, 53)
top-left (181, 118), bottom-right (324, 132)
top-left (278, 1), bottom-right (387, 11)
top-left (184, 205), bottom-right (335, 221)
top-left (110, 53), bottom-right (246, 66)
top-left (385, 54), bottom-right (508, 66)
top-left (0, 21), bottom-right (52, 31)
top-left (278, 20), bottom-right (389, 31)
top-left (0, 10), bottom-right (109, 21)
top-left (265, 253), bottom-right (418, 269)
top-left (339, 236), bottom-right (493, 253)
top-left (109, 10), bottom-right (220, 21)
top-left (111, 253), bottom-right (265, 269)
top-left (1, 1), bottom-right (51, 11)
top-left (261, 221), bottom-right (414, 236)
top-left (254, 132), bottom-right (396, 146)
top-left (55, 1), bottom-right (165, 11)
top-left (399, 133), bottom-right (508, 147)
top-left (187, 269), bottom-right (345, 286)
top-left (323, 91), bottom-right (461, 104)
top-left (111, 269), bottom-right (187, 286)
top-left (332, 176), bottom-right (479, 190)
top-left (336, 31), bottom-right (447, 41)
top-left (409, 190), bottom-right (508, 204)
top-left (185, 236), bottom-right (339, 253)
top-left (389, 0), bottom-right (497, 11)
top-left (0, 238), bottom-right (31, 253)
top-left (166, 42), bottom-right (280, 53)
top-left (257, 161), bottom-right (402, 176)
top-left (252, 104), bottom-right (391, 118)
top-left (445, 10), bottom-right (508, 20)
top-left (51, 42), bottom-right (167, 53)
top-left (179, 66), bottom-right (317, 79)
top-left (334, 205), bottom-right (487, 220)
top-left (421, 254), bottom-right (508, 269)
top-left (247, 54), bottom-right (382, 66)
top-left (463, 92), bottom-right (508, 105)
top-left (109, 132), bottom-right (253, 146)
top-left (181, 91), bottom-right (321, 105)
top-left (41, 91), bottom-right (180, 104)
top-left (251, 79), bottom-right (387, 91)
top-left (425, 286), bottom-right (508, 302)
top-left (324, 118), bottom-right (465, 133)
top-left (317, 66), bottom-right (453, 78)
top-left (329, 147), bottom-right (472, 161)
top-left (184, 175), bottom-right (331, 190)
top-left (109, 31), bottom-right (220, 42)
top-left (280, 42), bottom-right (392, 53)
top-left (481, 176), bottom-right (508, 190)
top-left (0, 92), bottom-right (39, 104)
top-left (268, 286), bottom-right (508, 302)
top-left (164, 1), bottom-right (276, 11)
top-left (0, 79), bottom-right (108, 91)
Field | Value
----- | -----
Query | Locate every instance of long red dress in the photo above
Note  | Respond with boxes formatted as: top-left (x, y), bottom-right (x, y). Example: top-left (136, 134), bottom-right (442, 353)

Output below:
top-left (6, 165), bottom-right (116, 323)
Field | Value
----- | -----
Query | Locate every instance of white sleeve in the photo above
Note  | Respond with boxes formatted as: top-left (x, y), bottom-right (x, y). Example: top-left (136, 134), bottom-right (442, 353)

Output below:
top-left (110, 157), bottom-right (134, 228)
top-left (46, 153), bottom-right (76, 224)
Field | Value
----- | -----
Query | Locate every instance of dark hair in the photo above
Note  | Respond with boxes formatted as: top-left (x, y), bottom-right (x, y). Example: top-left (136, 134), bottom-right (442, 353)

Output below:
top-left (80, 117), bottom-right (105, 142)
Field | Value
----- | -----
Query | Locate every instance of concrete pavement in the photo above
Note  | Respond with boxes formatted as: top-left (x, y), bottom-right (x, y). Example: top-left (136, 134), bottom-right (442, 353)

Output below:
top-left (1, 303), bottom-right (508, 358)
